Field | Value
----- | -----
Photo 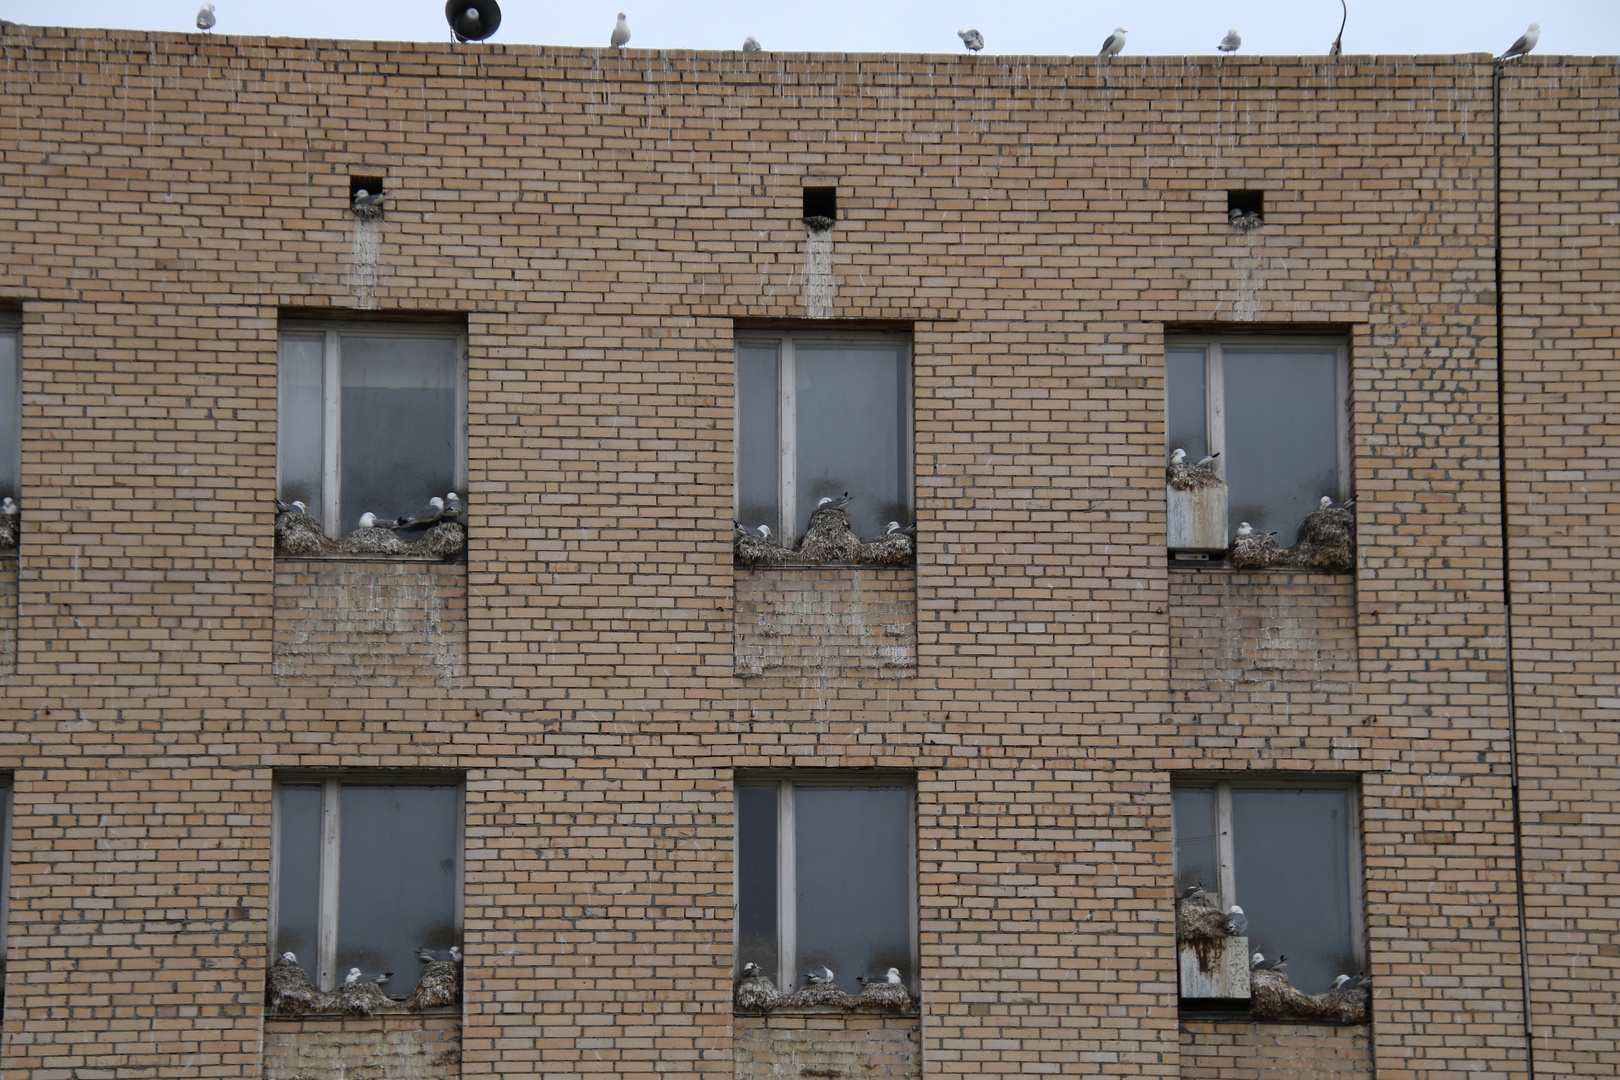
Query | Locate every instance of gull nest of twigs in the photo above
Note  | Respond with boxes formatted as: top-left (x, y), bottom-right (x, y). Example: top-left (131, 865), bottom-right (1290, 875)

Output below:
top-left (265, 963), bottom-right (463, 1016)
top-left (416, 521), bottom-right (467, 559)
top-left (783, 981), bottom-right (855, 1009)
top-left (1249, 969), bottom-right (1367, 1023)
top-left (804, 215), bottom-right (834, 233)
top-left (274, 510), bottom-right (335, 556)
top-left (266, 958), bottom-right (322, 1014)
top-left (732, 974), bottom-right (783, 1013)
top-left (851, 981), bottom-right (913, 1012)
top-left (1289, 505), bottom-right (1355, 572)
top-left (1176, 893), bottom-right (1235, 974)
top-left (334, 525), bottom-right (410, 556)
top-left (405, 960), bottom-right (462, 1010)
top-left (733, 512), bottom-right (915, 568)
top-left (326, 980), bottom-right (393, 1017)
top-left (1167, 462), bottom-right (1224, 491)
top-left (1227, 529), bottom-right (1290, 570)
top-left (275, 510), bottom-right (467, 560)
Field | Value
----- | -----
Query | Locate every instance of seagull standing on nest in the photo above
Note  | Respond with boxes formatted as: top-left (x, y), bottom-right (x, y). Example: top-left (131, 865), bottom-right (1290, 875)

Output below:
top-left (196, 3), bottom-right (215, 32)
top-left (1099, 27), bottom-right (1127, 57)
top-left (958, 29), bottom-right (984, 52)
top-left (610, 13), bottom-right (631, 48)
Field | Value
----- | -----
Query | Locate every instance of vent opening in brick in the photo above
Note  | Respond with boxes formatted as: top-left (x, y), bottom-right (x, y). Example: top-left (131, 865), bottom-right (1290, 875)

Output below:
top-left (803, 187), bottom-right (836, 232)
top-left (1227, 190), bottom-right (1263, 231)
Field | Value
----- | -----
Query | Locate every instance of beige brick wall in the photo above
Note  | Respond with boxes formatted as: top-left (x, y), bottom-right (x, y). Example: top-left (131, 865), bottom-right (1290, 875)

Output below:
top-left (734, 567), bottom-right (916, 680)
top-left (264, 1015), bottom-right (461, 1080)
top-left (0, 24), bottom-right (1607, 1080)
top-left (1180, 1020), bottom-right (1370, 1080)
top-left (735, 1015), bottom-right (919, 1080)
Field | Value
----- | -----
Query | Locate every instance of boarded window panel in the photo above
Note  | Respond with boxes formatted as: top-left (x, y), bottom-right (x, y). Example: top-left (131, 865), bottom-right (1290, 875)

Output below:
top-left (336, 785), bottom-right (459, 991)
top-left (277, 335), bottom-right (325, 513)
top-left (735, 784), bottom-right (780, 979)
top-left (793, 344), bottom-right (910, 540)
top-left (736, 344), bottom-right (780, 534)
top-left (1221, 348), bottom-right (1340, 546)
top-left (794, 786), bottom-right (911, 994)
top-left (1173, 786), bottom-right (1219, 897)
top-left (274, 784), bottom-right (323, 963)
top-left (1165, 348), bottom-right (1210, 463)
top-left (339, 336), bottom-right (459, 538)
top-left (1231, 787), bottom-right (1355, 996)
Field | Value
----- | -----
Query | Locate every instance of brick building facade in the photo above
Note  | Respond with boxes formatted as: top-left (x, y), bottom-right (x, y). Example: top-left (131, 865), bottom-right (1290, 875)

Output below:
top-left (0, 24), bottom-right (1615, 1080)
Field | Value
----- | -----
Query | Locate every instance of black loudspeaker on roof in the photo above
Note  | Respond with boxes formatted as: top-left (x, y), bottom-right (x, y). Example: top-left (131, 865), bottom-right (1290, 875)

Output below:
top-left (446, 0), bottom-right (501, 42)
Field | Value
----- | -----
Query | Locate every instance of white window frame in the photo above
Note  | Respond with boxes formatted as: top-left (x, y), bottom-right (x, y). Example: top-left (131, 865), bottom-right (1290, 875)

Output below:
top-left (268, 774), bottom-right (465, 993)
top-left (1171, 777), bottom-right (1366, 975)
top-left (734, 330), bottom-right (914, 546)
top-left (1166, 335), bottom-right (1351, 499)
top-left (277, 320), bottom-right (469, 532)
top-left (734, 772), bottom-right (919, 994)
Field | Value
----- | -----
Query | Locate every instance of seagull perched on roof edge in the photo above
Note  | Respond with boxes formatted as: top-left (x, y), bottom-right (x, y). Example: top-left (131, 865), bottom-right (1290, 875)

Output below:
top-left (610, 13), bottom-right (631, 48)
top-left (742, 36), bottom-right (761, 52)
top-left (1099, 28), bottom-right (1127, 58)
top-left (196, 3), bottom-right (215, 32)
top-left (1218, 29), bottom-right (1241, 53)
top-left (1499, 23), bottom-right (1539, 61)
top-left (958, 29), bottom-right (984, 53)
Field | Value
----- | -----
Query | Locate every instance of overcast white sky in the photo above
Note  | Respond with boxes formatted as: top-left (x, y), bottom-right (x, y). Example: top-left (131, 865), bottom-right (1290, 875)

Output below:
top-left (21, 1), bottom-right (1620, 58)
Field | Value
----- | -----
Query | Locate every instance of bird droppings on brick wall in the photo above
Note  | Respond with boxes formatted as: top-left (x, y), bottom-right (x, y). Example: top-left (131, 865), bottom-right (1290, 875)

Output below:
top-left (804, 221), bottom-right (833, 317)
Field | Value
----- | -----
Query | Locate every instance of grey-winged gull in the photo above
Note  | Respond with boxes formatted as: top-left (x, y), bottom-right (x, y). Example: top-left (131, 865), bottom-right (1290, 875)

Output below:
top-left (1218, 29), bottom-right (1241, 53)
top-left (958, 29), bottom-right (984, 52)
top-left (442, 491), bottom-right (464, 519)
top-left (1225, 904), bottom-right (1248, 935)
top-left (1499, 23), bottom-right (1539, 61)
top-left (196, 3), bottom-right (215, 31)
top-left (417, 946), bottom-right (462, 963)
top-left (742, 35), bottom-right (761, 52)
top-left (1178, 884), bottom-right (1207, 900)
top-left (858, 967), bottom-right (903, 985)
top-left (610, 13), bottom-right (631, 47)
top-left (345, 967), bottom-right (393, 985)
top-left (1250, 952), bottom-right (1287, 971)
top-left (395, 496), bottom-right (446, 530)
top-left (1098, 27), bottom-right (1127, 57)
top-left (1332, 973), bottom-right (1370, 990)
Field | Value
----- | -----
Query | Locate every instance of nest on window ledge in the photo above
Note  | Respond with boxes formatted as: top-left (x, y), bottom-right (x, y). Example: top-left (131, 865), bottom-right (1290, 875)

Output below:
top-left (736, 975), bottom-right (915, 1014)
top-left (734, 507), bottom-right (914, 568)
top-left (275, 510), bottom-right (466, 560)
top-left (1166, 461), bottom-right (1224, 491)
top-left (1224, 504), bottom-right (1355, 573)
top-left (265, 956), bottom-right (462, 1016)
top-left (1249, 968), bottom-right (1368, 1024)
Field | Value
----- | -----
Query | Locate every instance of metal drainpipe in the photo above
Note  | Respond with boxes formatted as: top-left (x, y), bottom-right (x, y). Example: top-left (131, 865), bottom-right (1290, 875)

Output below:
top-left (1493, 58), bottom-right (1537, 1080)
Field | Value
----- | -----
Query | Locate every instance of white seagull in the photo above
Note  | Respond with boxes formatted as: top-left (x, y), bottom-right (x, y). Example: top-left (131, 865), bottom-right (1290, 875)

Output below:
top-left (359, 512), bottom-right (377, 529)
top-left (1178, 884), bottom-right (1206, 900)
top-left (742, 36), bottom-right (761, 52)
top-left (1225, 904), bottom-right (1248, 935)
top-left (1, 497), bottom-right (16, 516)
top-left (1218, 29), bottom-right (1241, 53)
top-left (277, 951), bottom-right (299, 965)
top-left (352, 189), bottom-right (386, 210)
top-left (610, 13), bottom-right (631, 48)
top-left (1169, 448), bottom-right (1187, 465)
top-left (858, 967), bottom-right (903, 985)
top-left (395, 496), bottom-right (446, 530)
top-left (1099, 27), bottom-right (1127, 58)
top-left (756, 524), bottom-right (772, 540)
top-left (804, 965), bottom-right (835, 984)
top-left (1251, 952), bottom-right (1287, 971)
top-left (1499, 23), bottom-right (1539, 61)
top-left (958, 29), bottom-right (985, 53)
top-left (196, 3), bottom-right (215, 32)
top-left (344, 967), bottom-right (393, 984)
top-left (416, 946), bottom-right (462, 963)
top-left (1332, 973), bottom-right (1370, 990)
top-left (443, 492), bottom-right (465, 519)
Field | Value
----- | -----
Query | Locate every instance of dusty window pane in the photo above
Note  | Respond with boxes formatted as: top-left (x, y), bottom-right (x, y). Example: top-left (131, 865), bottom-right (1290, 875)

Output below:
top-left (1231, 787), bottom-right (1355, 995)
top-left (336, 784), bottom-right (459, 991)
top-left (274, 785), bottom-right (323, 963)
top-left (736, 344), bottom-right (780, 534)
top-left (794, 786), bottom-right (911, 993)
top-left (735, 784), bottom-right (779, 978)
top-left (339, 336), bottom-right (459, 536)
top-left (1173, 786), bottom-right (1219, 897)
top-left (793, 344), bottom-right (910, 539)
top-left (1165, 348), bottom-right (1209, 463)
top-left (1222, 349), bottom-right (1339, 545)
top-left (278, 335), bottom-right (325, 513)
top-left (0, 330), bottom-right (16, 494)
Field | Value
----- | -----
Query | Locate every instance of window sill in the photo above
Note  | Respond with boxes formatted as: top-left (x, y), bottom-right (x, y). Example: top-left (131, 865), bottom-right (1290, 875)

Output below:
top-left (734, 1004), bottom-right (920, 1018)
top-left (1168, 558), bottom-right (1352, 576)
top-left (276, 552), bottom-right (467, 564)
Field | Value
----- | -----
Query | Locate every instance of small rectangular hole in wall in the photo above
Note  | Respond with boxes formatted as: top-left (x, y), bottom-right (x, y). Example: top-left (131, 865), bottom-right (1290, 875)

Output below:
top-left (1227, 190), bottom-right (1263, 223)
top-left (350, 175), bottom-right (385, 201)
top-left (803, 186), bottom-right (837, 226)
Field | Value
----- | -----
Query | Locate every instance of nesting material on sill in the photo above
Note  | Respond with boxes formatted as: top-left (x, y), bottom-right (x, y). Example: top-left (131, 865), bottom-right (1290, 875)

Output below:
top-left (851, 981), bottom-right (913, 1012)
top-left (407, 959), bottom-right (463, 1010)
top-left (1167, 461), bottom-right (1223, 491)
top-left (266, 958), bottom-right (323, 1014)
top-left (783, 981), bottom-right (856, 1009)
top-left (734, 509), bottom-right (915, 568)
top-left (1249, 969), bottom-right (1367, 1023)
top-left (0, 515), bottom-right (15, 550)
top-left (264, 960), bottom-right (462, 1016)
top-left (275, 510), bottom-right (466, 560)
top-left (1227, 530), bottom-right (1290, 570)
top-left (1290, 505), bottom-right (1356, 572)
top-left (732, 974), bottom-right (783, 1013)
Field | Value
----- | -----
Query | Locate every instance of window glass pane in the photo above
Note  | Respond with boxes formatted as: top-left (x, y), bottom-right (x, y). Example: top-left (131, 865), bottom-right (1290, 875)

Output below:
top-left (274, 784), bottom-right (323, 964)
top-left (1222, 349), bottom-right (1340, 546)
top-left (337, 785), bottom-right (459, 992)
top-left (1165, 347), bottom-right (1209, 463)
top-left (1172, 786), bottom-right (1218, 898)
top-left (1231, 787), bottom-right (1355, 995)
top-left (277, 335), bottom-right (325, 514)
top-left (794, 785), bottom-right (911, 994)
top-left (340, 335), bottom-right (459, 537)
top-left (735, 784), bottom-right (779, 979)
top-left (0, 330), bottom-right (17, 496)
top-left (794, 344), bottom-right (910, 540)
top-left (736, 344), bottom-right (780, 534)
